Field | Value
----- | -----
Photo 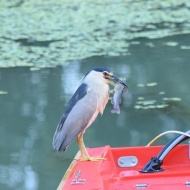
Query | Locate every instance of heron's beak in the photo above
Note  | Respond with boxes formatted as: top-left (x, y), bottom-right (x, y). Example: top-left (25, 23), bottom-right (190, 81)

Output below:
top-left (112, 75), bottom-right (128, 88)
top-left (107, 73), bottom-right (128, 88)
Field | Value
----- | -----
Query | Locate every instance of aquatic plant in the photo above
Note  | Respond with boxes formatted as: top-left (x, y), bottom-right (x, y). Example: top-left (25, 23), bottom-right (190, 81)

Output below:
top-left (0, 0), bottom-right (190, 67)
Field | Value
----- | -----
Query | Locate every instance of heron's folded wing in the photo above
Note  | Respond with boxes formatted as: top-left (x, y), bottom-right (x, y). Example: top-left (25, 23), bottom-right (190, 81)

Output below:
top-left (53, 86), bottom-right (97, 151)
top-left (56, 83), bottom-right (88, 132)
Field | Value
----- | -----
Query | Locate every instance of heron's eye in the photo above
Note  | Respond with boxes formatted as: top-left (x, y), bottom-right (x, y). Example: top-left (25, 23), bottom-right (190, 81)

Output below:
top-left (103, 71), bottom-right (109, 77)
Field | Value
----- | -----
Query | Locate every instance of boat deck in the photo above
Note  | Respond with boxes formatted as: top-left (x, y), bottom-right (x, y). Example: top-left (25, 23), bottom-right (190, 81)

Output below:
top-left (58, 144), bottom-right (190, 190)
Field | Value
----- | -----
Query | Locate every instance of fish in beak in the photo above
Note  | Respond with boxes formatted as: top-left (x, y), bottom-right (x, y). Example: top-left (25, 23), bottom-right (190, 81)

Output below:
top-left (103, 71), bottom-right (128, 88)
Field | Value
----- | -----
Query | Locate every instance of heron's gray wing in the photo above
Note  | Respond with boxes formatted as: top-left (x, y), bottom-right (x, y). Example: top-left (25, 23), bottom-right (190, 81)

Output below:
top-left (55, 83), bottom-right (88, 132)
top-left (53, 84), bottom-right (97, 151)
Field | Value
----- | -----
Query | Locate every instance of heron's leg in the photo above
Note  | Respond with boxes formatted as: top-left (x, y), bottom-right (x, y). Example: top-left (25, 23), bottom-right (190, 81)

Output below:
top-left (77, 133), bottom-right (89, 158)
top-left (77, 133), bottom-right (106, 161)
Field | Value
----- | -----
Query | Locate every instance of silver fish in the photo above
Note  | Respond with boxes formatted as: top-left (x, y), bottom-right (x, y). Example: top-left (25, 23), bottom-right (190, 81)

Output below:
top-left (111, 82), bottom-right (127, 114)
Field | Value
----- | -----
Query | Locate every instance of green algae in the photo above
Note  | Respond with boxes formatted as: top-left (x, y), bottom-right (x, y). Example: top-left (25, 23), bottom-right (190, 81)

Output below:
top-left (0, 91), bottom-right (8, 95)
top-left (1, 0), bottom-right (190, 67)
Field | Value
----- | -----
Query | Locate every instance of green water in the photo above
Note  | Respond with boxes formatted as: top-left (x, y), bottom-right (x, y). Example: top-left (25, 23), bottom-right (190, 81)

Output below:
top-left (1, 34), bottom-right (190, 189)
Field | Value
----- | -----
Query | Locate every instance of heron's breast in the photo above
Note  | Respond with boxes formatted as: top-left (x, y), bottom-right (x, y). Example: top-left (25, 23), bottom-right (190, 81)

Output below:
top-left (95, 84), bottom-right (109, 114)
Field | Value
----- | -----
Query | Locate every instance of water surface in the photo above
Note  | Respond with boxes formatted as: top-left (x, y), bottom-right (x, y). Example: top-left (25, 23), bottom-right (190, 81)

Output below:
top-left (0, 34), bottom-right (190, 189)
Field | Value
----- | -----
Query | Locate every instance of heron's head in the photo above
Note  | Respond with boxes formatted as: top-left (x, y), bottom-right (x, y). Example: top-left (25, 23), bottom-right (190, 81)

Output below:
top-left (91, 67), bottom-right (128, 88)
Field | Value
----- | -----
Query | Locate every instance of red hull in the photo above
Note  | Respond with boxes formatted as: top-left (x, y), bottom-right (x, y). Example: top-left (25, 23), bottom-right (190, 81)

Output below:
top-left (57, 144), bottom-right (190, 190)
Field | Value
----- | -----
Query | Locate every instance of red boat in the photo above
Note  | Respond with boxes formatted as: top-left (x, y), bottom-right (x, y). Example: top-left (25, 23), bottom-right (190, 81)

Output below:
top-left (57, 131), bottom-right (190, 190)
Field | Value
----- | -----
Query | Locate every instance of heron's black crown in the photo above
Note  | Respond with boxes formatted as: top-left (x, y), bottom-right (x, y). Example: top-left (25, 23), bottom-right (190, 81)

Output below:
top-left (92, 67), bottom-right (111, 73)
top-left (84, 67), bottom-right (111, 78)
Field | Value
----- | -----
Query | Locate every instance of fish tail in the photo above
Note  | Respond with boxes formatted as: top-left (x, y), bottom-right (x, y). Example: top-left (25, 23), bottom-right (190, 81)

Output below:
top-left (111, 107), bottom-right (120, 114)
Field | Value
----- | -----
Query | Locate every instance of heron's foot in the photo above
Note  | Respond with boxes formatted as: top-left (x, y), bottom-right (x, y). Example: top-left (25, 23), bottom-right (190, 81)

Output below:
top-left (79, 156), bottom-right (106, 162)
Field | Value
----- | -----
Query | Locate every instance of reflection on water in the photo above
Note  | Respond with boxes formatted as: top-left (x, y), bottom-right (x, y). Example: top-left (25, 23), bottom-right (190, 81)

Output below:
top-left (1, 34), bottom-right (190, 189)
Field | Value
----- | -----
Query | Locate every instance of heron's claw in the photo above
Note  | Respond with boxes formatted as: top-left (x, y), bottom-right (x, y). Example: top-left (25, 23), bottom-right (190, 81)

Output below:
top-left (77, 134), bottom-right (106, 161)
top-left (77, 156), bottom-right (106, 162)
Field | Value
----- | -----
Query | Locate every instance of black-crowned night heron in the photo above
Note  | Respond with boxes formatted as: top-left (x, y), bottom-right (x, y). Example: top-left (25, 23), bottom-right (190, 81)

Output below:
top-left (53, 67), bottom-right (127, 161)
